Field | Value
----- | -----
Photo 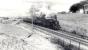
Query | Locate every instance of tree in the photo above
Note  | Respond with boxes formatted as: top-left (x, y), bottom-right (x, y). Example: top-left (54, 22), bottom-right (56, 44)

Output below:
top-left (69, 3), bottom-right (83, 13)
top-left (69, 0), bottom-right (88, 13)
top-left (80, 1), bottom-right (88, 13)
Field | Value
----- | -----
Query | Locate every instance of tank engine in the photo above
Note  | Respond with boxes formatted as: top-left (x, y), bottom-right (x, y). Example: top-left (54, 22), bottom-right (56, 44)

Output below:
top-left (23, 14), bottom-right (61, 30)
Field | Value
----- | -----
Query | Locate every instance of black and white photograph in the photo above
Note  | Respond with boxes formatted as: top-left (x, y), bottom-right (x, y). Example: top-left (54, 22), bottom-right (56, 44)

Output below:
top-left (0, 0), bottom-right (88, 50)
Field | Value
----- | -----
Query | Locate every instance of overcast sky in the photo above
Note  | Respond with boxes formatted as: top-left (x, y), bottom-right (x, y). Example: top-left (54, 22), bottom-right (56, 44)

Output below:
top-left (0, 0), bottom-right (84, 17)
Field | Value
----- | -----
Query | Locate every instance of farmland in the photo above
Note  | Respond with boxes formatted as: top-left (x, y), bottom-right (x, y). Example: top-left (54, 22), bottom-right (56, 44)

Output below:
top-left (0, 13), bottom-right (88, 50)
top-left (57, 13), bottom-right (88, 36)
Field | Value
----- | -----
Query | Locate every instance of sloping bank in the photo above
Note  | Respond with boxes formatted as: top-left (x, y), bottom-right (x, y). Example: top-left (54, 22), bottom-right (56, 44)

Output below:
top-left (0, 23), bottom-right (64, 50)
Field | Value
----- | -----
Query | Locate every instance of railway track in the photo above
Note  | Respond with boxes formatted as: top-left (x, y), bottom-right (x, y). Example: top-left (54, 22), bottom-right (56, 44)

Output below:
top-left (19, 23), bottom-right (88, 50)
top-left (34, 24), bottom-right (88, 45)
top-left (33, 25), bottom-right (88, 50)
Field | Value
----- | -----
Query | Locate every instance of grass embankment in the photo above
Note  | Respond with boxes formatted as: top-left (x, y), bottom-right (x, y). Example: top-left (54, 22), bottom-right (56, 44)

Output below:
top-left (57, 13), bottom-right (88, 36)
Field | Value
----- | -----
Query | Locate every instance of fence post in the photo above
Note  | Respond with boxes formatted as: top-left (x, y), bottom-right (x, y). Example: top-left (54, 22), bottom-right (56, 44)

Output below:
top-left (69, 39), bottom-right (71, 48)
top-left (62, 39), bottom-right (64, 47)
top-left (78, 42), bottom-right (80, 50)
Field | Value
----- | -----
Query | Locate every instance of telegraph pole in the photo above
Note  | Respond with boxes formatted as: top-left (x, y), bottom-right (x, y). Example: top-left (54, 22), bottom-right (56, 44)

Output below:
top-left (28, 5), bottom-right (35, 37)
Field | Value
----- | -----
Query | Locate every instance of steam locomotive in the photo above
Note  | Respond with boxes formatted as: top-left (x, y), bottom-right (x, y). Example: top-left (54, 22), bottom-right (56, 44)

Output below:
top-left (23, 14), bottom-right (61, 30)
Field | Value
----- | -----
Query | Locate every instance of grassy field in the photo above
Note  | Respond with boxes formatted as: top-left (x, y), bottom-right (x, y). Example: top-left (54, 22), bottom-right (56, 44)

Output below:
top-left (57, 13), bottom-right (88, 36)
